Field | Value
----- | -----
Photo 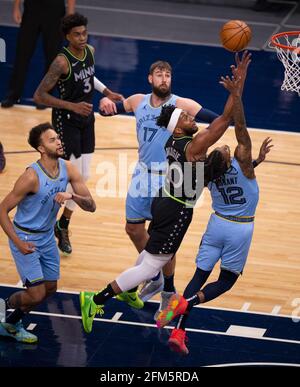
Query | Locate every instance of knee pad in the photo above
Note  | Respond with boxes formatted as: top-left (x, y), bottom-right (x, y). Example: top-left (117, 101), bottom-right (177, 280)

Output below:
top-left (116, 251), bottom-right (172, 292)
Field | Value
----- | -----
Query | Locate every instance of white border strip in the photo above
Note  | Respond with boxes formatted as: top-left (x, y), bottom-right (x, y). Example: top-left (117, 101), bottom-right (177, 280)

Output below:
top-left (0, 282), bottom-right (298, 320)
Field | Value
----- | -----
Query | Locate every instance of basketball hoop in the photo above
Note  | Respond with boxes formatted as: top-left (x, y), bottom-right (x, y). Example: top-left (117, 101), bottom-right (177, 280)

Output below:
top-left (269, 31), bottom-right (300, 96)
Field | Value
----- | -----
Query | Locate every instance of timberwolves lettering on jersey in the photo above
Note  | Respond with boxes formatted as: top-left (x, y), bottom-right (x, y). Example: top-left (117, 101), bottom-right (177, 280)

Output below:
top-left (57, 45), bottom-right (95, 103)
top-left (209, 158), bottom-right (259, 217)
top-left (53, 44), bottom-right (95, 125)
top-left (135, 94), bottom-right (178, 171)
top-left (164, 135), bottom-right (204, 207)
top-left (14, 159), bottom-right (69, 232)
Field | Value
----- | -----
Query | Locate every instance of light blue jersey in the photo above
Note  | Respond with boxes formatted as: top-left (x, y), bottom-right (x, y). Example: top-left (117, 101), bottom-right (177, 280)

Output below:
top-left (208, 157), bottom-right (259, 217)
top-left (126, 93), bottom-right (178, 223)
top-left (14, 159), bottom-right (69, 232)
top-left (135, 93), bottom-right (178, 171)
top-left (196, 158), bottom-right (259, 274)
top-left (10, 159), bottom-right (69, 286)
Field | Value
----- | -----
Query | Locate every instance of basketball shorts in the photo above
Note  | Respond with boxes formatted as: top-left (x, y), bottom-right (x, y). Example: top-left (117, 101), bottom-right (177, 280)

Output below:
top-left (196, 213), bottom-right (255, 275)
top-left (52, 109), bottom-right (95, 160)
top-left (9, 227), bottom-right (60, 286)
top-left (126, 165), bottom-right (165, 224)
top-left (145, 195), bottom-right (193, 255)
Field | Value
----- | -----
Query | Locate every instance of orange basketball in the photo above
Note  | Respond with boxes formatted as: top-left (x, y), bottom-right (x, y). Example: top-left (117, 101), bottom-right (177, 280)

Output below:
top-left (220, 20), bottom-right (252, 52)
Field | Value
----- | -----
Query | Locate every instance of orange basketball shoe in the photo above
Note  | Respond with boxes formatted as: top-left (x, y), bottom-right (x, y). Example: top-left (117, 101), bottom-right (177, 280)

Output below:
top-left (168, 328), bottom-right (189, 355)
top-left (156, 294), bottom-right (188, 328)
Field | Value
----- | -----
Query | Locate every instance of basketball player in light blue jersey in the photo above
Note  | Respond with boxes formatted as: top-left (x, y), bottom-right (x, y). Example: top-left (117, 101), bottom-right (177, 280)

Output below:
top-left (99, 60), bottom-right (219, 306)
top-left (0, 123), bottom-right (96, 343)
top-left (156, 72), bottom-right (273, 355)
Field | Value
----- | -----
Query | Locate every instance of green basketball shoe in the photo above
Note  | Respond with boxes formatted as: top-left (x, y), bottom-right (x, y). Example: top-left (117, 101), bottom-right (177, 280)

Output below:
top-left (116, 291), bottom-right (144, 309)
top-left (80, 291), bottom-right (104, 333)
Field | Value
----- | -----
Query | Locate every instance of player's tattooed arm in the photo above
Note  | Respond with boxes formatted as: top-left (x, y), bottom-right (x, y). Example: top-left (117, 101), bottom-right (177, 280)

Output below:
top-left (34, 55), bottom-right (73, 110)
top-left (71, 194), bottom-right (96, 212)
top-left (232, 93), bottom-right (255, 179)
top-left (65, 161), bottom-right (96, 213)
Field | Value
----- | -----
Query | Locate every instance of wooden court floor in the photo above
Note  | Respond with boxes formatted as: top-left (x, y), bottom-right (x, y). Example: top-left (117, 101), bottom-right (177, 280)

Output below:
top-left (0, 106), bottom-right (299, 316)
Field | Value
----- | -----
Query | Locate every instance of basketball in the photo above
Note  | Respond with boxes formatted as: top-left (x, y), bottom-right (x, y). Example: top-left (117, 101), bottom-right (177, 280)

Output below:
top-left (220, 20), bottom-right (252, 52)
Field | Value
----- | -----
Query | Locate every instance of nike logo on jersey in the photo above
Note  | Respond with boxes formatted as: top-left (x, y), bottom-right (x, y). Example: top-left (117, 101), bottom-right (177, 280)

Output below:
top-left (72, 61), bottom-right (79, 67)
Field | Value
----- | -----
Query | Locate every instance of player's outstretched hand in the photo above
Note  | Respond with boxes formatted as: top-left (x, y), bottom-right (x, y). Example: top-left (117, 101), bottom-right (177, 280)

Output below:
top-left (257, 137), bottom-right (273, 163)
top-left (230, 50), bottom-right (252, 80)
top-left (219, 74), bottom-right (241, 95)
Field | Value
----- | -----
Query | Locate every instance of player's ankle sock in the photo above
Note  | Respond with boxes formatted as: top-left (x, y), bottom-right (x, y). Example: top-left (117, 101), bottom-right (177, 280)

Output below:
top-left (93, 284), bottom-right (116, 305)
top-left (163, 274), bottom-right (175, 292)
top-left (176, 313), bottom-right (188, 330)
top-left (151, 271), bottom-right (161, 281)
top-left (186, 294), bottom-right (200, 310)
top-left (6, 308), bottom-right (25, 325)
top-left (59, 214), bottom-right (70, 229)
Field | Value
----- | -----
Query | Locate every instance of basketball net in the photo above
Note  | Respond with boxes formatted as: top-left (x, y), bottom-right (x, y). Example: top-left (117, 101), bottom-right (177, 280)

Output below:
top-left (269, 32), bottom-right (300, 96)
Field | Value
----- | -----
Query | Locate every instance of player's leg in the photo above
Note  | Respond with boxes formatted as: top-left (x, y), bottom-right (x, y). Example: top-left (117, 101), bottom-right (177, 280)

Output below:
top-left (53, 114), bottom-right (82, 254)
top-left (80, 250), bottom-right (172, 333)
top-left (156, 214), bottom-right (222, 353)
top-left (1, 234), bottom-right (47, 343)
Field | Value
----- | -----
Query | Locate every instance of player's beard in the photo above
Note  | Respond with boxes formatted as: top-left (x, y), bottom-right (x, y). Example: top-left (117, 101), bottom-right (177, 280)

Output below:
top-left (184, 126), bottom-right (198, 136)
top-left (152, 85), bottom-right (171, 99)
top-left (46, 149), bottom-right (61, 160)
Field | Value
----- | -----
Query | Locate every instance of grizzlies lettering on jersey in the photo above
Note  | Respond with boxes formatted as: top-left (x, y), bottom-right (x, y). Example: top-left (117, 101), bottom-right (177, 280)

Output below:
top-left (135, 94), bottom-right (178, 170)
top-left (164, 135), bottom-right (204, 206)
top-left (14, 159), bottom-right (69, 231)
top-left (208, 157), bottom-right (259, 217)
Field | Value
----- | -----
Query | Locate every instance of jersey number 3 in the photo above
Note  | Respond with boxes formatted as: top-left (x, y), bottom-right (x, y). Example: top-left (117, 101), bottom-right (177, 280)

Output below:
top-left (83, 78), bottom-right (92, 93)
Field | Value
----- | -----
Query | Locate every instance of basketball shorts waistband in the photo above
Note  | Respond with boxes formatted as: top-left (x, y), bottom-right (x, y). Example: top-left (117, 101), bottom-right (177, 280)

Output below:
top-left (215, 212), bottom-right (255, 223)
top-left (14, 221), bottom-right (51, 234)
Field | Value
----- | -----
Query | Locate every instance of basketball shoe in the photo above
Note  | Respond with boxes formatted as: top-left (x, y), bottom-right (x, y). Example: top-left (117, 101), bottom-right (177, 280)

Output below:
top-left (116, 290), bottom-right (144, 309)
top-left (168, 328), bottom-right (189, 355)
top-left (156, 294), bottom-right (188, 328)
top-left (0, 321), bottom-right (38, 343)
top-left (54, 221), bottom-right (72, 255)
top-left (80, 291), bottom-right (104, 333)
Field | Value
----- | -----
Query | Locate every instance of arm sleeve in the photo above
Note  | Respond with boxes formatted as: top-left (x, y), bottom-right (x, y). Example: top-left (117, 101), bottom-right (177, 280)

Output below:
top-left (99, 101), bottom-right (126, 116)
top-left (195, 108), bottom-right (219, 123)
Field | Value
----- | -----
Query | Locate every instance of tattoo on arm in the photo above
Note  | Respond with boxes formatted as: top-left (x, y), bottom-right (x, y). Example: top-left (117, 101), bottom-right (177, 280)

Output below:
top-left (34, 57), bottom-right (71, 110)
top-left (233, 94), bottom-right (251, 148)
top-left (72, 194), bottom-right (96, 212)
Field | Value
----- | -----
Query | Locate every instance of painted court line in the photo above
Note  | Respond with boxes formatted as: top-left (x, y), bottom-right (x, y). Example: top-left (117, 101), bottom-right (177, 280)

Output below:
top-left (26, 323), bottom-right (37, 331)
top-left (241, 303), bottom-right (251, 312)
top-left (226, 325), bottom-right (266, 338)
top-left (271, 305), bottom-right (282, 315)
top-left (112, 312), bottom-right (123, 321)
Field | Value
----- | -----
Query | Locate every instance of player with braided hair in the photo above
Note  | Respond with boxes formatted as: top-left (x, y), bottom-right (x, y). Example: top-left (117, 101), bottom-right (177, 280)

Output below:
top-left (156, 70), bottom-right (273, 356)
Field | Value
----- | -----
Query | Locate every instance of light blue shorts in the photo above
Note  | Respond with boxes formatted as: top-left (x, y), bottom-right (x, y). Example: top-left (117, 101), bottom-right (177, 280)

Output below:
top-left (9, 228), bottom-right (60, 286)
top-left (196, 213), bottom-right (254, 275)
top-left (126, 166), bottom-right (165, 223)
